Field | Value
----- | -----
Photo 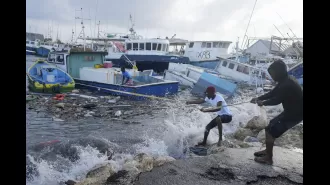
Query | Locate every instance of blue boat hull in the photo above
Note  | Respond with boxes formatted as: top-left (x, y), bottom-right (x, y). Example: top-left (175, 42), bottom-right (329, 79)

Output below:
top-left (36, 47), bottom-right (51, 57)
top-left (288, 63), bottom-right (303, 85)
top-left (106, 54), bottom-right (190, 73)
top-left (74, 79), bottom-right (179, 100)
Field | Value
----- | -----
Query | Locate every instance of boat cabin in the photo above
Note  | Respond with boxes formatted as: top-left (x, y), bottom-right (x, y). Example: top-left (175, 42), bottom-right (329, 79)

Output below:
top-left (66, 51), bottom-right (107, 79)
top-left (184, 41), bottom-right (232, 61)
top-left (215, 58), bottom-right (272, 85)
top-left (47, 51), bottom-right (70, 72)
top-left (107, 39), bottom-right (170, 56)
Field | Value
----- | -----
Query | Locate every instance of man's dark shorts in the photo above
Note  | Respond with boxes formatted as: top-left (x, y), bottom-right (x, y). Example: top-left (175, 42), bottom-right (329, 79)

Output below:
top-left (206, 115), bottom-right (232, 131)
top-left (266, 112), bottom-right (303, 138)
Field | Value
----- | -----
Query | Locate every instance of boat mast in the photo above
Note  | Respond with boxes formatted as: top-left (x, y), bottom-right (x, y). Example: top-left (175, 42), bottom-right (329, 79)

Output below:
top-left (241, 0), bottom-right (258, 50)
top-left (75, 8), bottom-right (91, 51)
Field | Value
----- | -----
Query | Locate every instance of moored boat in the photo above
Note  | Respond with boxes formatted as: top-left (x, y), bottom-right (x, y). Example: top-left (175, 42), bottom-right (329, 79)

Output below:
top-left (27, 59), bottom-right (75, 93)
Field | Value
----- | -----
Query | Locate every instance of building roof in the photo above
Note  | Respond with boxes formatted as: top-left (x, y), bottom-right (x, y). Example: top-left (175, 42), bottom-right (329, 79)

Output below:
top-left (192, 40), bottom-right (232, 43)
top-left (258, 40), bottom-right (280, 52)
top-left (26, 32), bottom-right (44, 41)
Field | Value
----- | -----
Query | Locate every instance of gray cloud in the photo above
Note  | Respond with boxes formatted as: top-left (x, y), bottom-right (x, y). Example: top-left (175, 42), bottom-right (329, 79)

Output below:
top-left (26, 0), bottom-right (303, 44)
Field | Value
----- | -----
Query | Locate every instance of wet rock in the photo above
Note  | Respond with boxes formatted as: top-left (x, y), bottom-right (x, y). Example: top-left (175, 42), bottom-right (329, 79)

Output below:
top-left (135, 147), bottom-right (303, 185)
top-left (55, 103), bottom-right (65, 109)
top-left (275, 124), bottom-right (303, 149)
top-left (234, 128), bottom-right (254, 141)
top-left (245, 108), bottom-right (267, 131)
top-left (221, 140), bottom-right (237, 148)
top-left (106, 170), bottom-right (134, 185)
top-left (65, 180), bottom-right (77, 185)
top-left (153, 156), bottom-right (176, 167)
top-left (115, 110), bottom-right (122, 117)
top-left (257, 124), bottom-right (303, 149)
top-left (257, 129), bottom-right (266, 143)
top-left (72, 89), bottom-right (79, 93)
top-left (133, 153), bottom-right (154, 172)
top-left (244, 136), bottom-right (259, 143)
top-left (123, 153), bottom-right (154, 175)
top-left (208, 145), bottom-right (226, 154)
top-left (86, 163), bottom-right (115, 178)
top-left (76, 163), bottom-right (115, 185)
top-left (237, 141), bottom-right (252, 148)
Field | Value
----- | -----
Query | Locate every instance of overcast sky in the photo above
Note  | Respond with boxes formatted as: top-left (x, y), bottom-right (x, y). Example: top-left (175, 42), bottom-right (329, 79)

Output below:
top-left (26, 0), bottom-right (302, 48)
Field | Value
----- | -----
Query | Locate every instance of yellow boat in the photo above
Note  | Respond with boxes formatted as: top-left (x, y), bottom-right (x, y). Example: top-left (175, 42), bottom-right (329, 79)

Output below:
top-left (27, 59), bottom-right (75, 93)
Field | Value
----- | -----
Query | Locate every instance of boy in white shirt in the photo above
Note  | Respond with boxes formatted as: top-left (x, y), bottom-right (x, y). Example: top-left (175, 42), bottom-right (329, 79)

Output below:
top-left (186, 86), bottom-right (232, 146)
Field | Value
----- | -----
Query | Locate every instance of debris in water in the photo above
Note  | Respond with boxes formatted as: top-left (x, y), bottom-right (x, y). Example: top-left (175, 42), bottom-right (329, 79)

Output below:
top-left (55, 103), bottom-right (65, 109)
top-left (115, 110), bottom-right (122, 117)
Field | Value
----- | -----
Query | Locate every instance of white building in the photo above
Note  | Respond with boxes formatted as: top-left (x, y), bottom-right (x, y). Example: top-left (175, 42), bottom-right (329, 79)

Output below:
top-left (245, 40), bottom-right (281, 58)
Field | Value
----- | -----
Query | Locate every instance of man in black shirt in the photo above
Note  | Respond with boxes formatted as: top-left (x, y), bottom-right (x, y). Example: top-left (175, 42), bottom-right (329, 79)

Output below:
top-left (251, 60), bottom-right (303, 165)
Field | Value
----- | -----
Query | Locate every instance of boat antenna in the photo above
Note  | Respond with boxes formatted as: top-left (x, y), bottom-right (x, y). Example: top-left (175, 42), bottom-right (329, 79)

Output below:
top-left (94, 0), bottom-right (99, 39)
top-left (276, 12), bottom-right (299, 39)
top-left (241, 0), bottom-right (258, 49)
top-left (97, 21), bottom-right (101, 39)
top-left (75, 8), bottom-right (91, 51)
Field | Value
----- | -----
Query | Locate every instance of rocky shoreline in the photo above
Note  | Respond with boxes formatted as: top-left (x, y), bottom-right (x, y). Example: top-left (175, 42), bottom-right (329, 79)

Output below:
top-left (64, 112), bottom-right (303, 185)
top-left (66, 144), bottom-right (302, 185)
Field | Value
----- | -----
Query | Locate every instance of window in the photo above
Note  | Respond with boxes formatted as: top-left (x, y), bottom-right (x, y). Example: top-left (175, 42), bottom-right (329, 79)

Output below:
top-left (222, 61), bottom-right (228, 67)
top-left (48, 54), bottom-right (55, 63)
top-left (228, 63), bottom-right (235, 69)
top-left (146, 43), bottom-right (151, 50)
top-left (84, 56), bottom-right (95, 61)
top-left (152, 43), bottom-right (157, 50)
top-left (55, 54), bottom-right (65, 65)
top-left (213, 42), bottom-right (219, 48)
top-left (206, 43), bottom-right (211, 48)
top-left (223, 43), bottom-right (230, 48)
top-left (31, 41), bottom-right (35, 45)
top-left (126, 43), bottom-right (132, 50)
top-left (189, 42), bottom-right (194, 48)
top-left (157, 43), bottom-right (162, 51)
top-left (133, 43), bottom-right (138, 50)
top-left (162, 44), bottom-right (166, 51)
top-left (139, 43), bottom-right (145, 50)
top-left (237, 65), bottom-right (245, 73)
top-left (166, 44), bottom-right (169, 52)
top-left (219, 42), bottom-right (224, 48)
top-left (26, 41), bottom-right (29, 44)
top-left (201, 42), bottom-right (206, 48)
top-left (243, 66), bottom-right (249, 74)
top-left (261, 72), bottom-right (266, 78)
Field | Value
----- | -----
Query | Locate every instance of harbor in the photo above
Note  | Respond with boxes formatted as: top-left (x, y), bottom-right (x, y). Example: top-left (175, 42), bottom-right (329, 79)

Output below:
top-left (26, 0), bottom-right (303, 184)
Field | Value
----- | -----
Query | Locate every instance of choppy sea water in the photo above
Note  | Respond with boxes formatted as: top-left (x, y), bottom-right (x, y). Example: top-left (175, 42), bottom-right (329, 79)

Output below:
top-left (26, 55), bottom-right (294, 185)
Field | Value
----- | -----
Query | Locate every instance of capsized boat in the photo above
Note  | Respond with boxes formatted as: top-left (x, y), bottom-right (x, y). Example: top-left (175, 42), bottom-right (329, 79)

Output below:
top-left (27, 59), bottom-right (75, 93)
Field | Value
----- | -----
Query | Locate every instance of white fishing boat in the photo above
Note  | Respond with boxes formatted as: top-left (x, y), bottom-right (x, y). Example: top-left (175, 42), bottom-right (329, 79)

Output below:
top-left (85, 15), bottom-right (190, 73)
